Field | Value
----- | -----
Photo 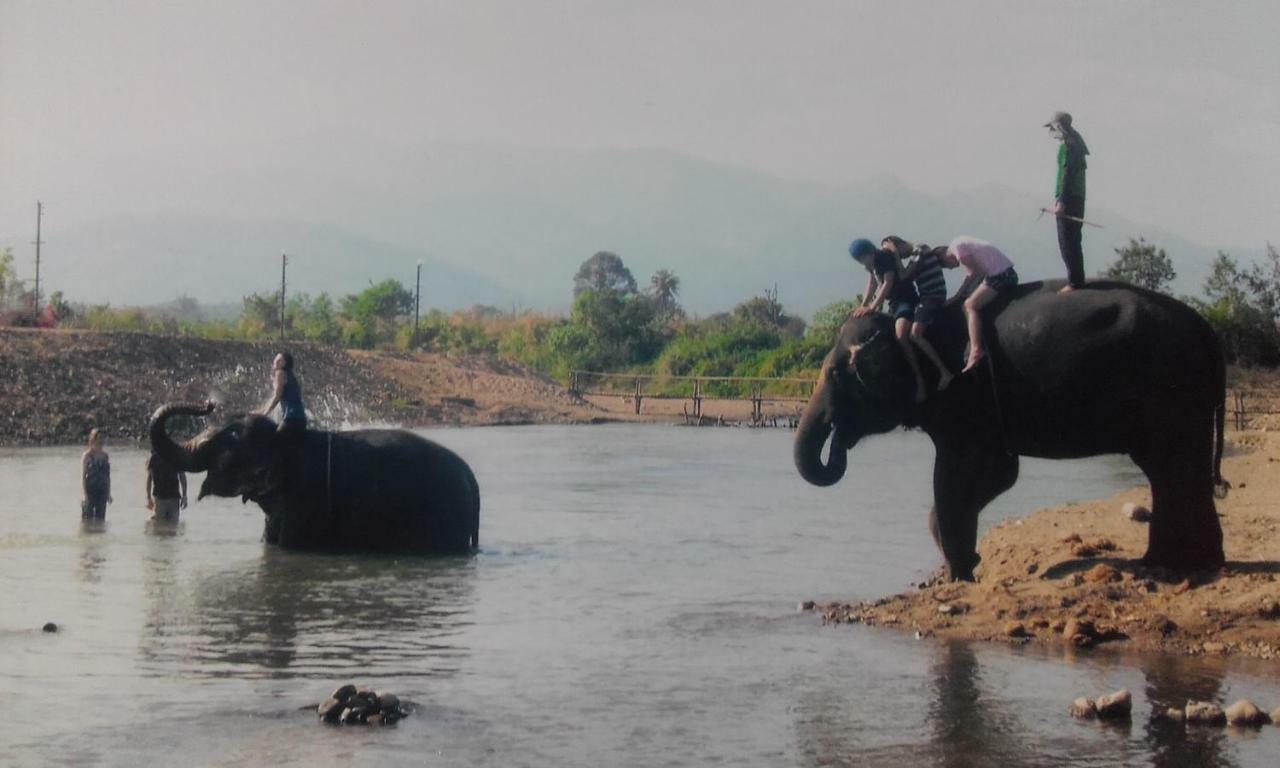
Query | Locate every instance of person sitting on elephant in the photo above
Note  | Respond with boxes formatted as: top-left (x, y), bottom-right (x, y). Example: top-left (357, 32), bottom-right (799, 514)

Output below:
top-left (849, 238), bottom-right (927, 403)
top-left (939, 236), bottom-right (1019, 373)
top-left (893, 238), bottom-right (954, 392)
top-left (257, 352), bottom-right (307, 439)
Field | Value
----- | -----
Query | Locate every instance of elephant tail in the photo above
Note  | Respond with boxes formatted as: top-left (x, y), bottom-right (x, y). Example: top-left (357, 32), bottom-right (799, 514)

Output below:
top-left (462, 460), bottom-right (480, 550)
top-left (1213, 399), bottom-right (1230, 499)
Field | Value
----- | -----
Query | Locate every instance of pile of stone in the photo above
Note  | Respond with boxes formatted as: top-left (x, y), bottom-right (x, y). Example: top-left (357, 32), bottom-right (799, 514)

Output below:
top-left (1163, 699), bottom-right (1276, 727)
top-left (317, 684), bottom-right (410, 726)
top-left (1069, 689), bottom-right (1132, 721)
top-left (1071, 691), bottom-right (1279, 728)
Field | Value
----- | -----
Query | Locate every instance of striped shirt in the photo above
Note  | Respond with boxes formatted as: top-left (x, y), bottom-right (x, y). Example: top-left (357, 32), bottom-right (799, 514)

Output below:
top-left (910, 249), bottom-right (947, 298)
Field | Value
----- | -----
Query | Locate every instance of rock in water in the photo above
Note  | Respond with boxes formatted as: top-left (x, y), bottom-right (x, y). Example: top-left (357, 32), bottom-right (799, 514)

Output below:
top-left (41, 622), bottom-right (58, 633)
top-left (317, 698), bottom-right (344, 723)
top-left (1069, 697), bottom-right (1097, 719)
top-left (330, 684), bottom-right (358, 703)
top-left (377, 693), bottom-right (401, 715)
top-left (1095, 689), bottom-right (1132, 720)
top-left (1184, 700), bottom-right (1226, 726)
top-left (1224, 699), bottom-right (1268, 727)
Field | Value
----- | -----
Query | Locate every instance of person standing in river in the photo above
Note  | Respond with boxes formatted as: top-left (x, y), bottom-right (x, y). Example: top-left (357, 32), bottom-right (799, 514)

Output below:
top-left (1046, 111), bottom-right (1089, 292)
top-left (81, 428), bottom-right (112, 519)
top-left (144, 450), bottom-right (187, 522)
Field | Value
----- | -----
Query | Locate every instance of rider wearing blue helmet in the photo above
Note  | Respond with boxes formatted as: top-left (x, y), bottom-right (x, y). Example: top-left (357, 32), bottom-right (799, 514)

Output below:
top-left (848, 237), bottom-right (927, 403)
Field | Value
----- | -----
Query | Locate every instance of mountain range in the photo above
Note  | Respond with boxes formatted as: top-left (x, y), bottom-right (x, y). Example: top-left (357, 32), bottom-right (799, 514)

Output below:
top-left (19, 146), bottom-right (1255, 320)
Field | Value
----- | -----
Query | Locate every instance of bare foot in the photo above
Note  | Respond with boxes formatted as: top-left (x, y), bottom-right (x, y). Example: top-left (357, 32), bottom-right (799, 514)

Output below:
top-left (937, 371), bottom-right (954, 391)
top-left (1058, 284), bottom-right (1075, 294)
top-left (961, 351), bottom-right (985, 373)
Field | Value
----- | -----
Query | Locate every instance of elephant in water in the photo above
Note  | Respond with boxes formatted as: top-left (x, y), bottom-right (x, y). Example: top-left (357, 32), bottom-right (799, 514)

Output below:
top-left (795, 279), bottom-right (1227, 581)
top-left (150, 402), bottom-right (479, 554)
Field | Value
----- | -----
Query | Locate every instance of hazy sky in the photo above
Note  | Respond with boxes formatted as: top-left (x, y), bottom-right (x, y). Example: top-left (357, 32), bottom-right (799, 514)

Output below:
top-left (2, 0), bottom-right (1277, 268)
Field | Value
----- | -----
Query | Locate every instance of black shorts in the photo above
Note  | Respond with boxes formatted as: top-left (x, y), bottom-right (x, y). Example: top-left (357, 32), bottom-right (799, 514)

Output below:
top-left (983, 267), bottom-right (1019, 293)
top-left (913, 295), bottom-right (945, 326)
top-left (891, 300), bottom-right (918, 321)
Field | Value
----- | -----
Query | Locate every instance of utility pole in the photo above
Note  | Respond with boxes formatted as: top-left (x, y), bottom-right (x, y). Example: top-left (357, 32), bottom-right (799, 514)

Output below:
top-left (414, 259), bottom-right (422, 340)
top-left (279, 251), bottom-right (287, 341)
top-left (32, 201), bottom-right (45, 324)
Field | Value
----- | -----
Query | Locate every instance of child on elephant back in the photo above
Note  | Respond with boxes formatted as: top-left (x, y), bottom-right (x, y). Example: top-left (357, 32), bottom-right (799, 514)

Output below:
top-left (939, 236), bottom-right (1019, 374)
top-left (886, 237), bottom-right (954, 392)
top-left (849, 238), bottom-right (928, 404)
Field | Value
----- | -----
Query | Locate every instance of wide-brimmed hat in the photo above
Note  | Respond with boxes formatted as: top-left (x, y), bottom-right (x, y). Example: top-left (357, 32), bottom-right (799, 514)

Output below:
top-left (1044, 111), bottom-right (1072, 128)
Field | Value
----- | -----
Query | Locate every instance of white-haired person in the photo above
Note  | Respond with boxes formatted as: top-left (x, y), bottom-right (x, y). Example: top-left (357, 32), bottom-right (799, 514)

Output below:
top-left (939, 236), bottom-right (1019, 373)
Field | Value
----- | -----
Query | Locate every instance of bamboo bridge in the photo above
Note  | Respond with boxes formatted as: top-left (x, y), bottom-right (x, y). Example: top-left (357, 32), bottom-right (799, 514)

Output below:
top-left (568, 369), bottom-right (816, 424)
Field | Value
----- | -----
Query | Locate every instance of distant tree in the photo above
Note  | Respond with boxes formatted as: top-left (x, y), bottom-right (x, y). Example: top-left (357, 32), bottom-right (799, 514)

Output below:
top-left (240, 291), bottom-right (282, 336)
top-left (1103, 237), bottom-right (1177, 293)
top-left (1203, 252), bottom-right (1248, 309)
top-left (732, 286), bottom-right (805, 339)
top-left (573, 251), bottom-right (637, 297)
top-left (1192, 251), bottom-right (1280, 367)
top-left (808, 300), bottom-right (857, 340)
top-left (0, 247), bottom-right (23, 309)
top-left (648, 269), bottom-right (681, 315)
top-left (340, 279), bottom-right (415, 348)
top-left (48, 290), bottom-right (73, 323)
top-left (1244, 242), bottom-right (1280, 324)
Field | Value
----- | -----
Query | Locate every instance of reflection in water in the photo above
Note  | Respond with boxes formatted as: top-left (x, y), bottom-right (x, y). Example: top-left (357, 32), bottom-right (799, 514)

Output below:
top-left (1142, 653), bottom-right (1237, 768)
top-left (138, 550), bottom-right (478, 680)
top-left (78, 528), bottom-right (107, 583)
top-left (926, 641), bottom-right (1042, 768)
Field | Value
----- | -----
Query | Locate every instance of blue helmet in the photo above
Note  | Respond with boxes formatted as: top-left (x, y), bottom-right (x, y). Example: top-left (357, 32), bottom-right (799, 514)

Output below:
top-left (848, 238), bottom-right (876, 260)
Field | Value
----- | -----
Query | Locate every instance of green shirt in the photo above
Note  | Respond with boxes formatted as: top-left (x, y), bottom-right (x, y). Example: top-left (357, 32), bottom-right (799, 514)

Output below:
top-left (1055, 141), bottom-right (1087, 200)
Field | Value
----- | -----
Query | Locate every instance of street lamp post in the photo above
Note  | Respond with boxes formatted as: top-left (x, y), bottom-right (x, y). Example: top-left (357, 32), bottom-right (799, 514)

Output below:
top-left (414, 259), bottom-right (422, 340)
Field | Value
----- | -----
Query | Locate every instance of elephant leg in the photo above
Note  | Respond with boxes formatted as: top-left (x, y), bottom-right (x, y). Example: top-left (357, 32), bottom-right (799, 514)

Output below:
top-left (931, 444), bottom-right (1020, 581)
top-left (1133, 412), bottom-right (1224, 571)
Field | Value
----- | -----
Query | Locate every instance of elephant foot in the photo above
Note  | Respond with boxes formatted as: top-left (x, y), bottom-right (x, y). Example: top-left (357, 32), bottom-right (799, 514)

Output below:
top-left (946, 552), bottom-right (982, 582)
top-left (1140, 548), bottom-right (1224, 574)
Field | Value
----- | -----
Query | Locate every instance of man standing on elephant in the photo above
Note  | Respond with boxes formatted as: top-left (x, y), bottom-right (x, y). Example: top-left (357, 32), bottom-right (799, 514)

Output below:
top-left (1046, 111), bottom-right (1089, 292)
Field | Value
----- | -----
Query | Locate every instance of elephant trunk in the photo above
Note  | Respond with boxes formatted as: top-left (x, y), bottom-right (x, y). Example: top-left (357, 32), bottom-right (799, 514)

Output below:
top-left (793, 384), bottom-right (848, 487)
top-left (148, 401), bottom-right (216, 472)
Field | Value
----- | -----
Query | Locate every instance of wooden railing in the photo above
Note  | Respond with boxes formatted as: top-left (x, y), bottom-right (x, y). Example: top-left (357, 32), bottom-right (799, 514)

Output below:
top-left (568, 370), bottom-right (815, 421)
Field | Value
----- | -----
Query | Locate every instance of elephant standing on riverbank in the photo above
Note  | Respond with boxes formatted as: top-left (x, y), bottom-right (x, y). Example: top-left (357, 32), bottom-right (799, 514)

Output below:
top-left (794, 279), bottom-right (1227, 581)
top-left (150, 402), bottom-right (479, 553)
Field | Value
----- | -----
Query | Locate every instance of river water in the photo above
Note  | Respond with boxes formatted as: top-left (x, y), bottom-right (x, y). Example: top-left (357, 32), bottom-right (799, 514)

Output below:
top-left (1, 425), bottom-right (1277, 766)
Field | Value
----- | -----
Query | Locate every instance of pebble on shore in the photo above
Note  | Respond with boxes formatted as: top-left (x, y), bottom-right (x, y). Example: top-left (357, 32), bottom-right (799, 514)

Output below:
top-left (1069, 697), bottom-right (1096, 719)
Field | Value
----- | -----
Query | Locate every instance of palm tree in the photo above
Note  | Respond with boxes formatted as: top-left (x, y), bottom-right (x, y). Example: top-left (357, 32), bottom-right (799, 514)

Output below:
top-left (649, 269), bottom-right (680, 316)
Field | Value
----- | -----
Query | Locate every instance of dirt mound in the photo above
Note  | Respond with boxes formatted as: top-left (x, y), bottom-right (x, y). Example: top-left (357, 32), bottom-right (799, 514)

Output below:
top-left (0, 329), bottom-right (601, 445)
